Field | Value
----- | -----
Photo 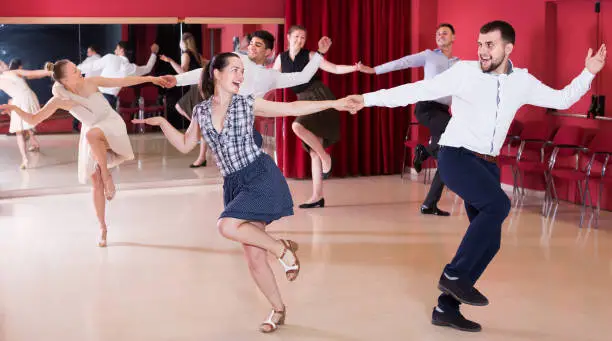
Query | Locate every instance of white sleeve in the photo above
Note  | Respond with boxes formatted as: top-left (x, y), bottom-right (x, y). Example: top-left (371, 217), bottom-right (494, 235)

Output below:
top-left (78, 54), bottom-right (109, 74)
top-left (364, 62), bottom-right (464, 108)
top-left (122, 54), bottom-right (158, 77)
top-left (525, 69), bottom-right (595, 110)
top-left (176, 68), bottom-right (203, 87)
top-left (374, 50), bottom-right (428, 75)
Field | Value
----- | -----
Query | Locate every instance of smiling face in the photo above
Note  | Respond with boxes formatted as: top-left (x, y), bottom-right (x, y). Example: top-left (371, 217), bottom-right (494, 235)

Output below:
top-left (436, 26), bottom-right (455, 49)
top-left (247, 37), bottom-right (271, 65)
top-left (214, 56), bottom-right (244, 95)
top-left (477, 29), bottom-right (513, 73)
top-left (287, 29), bottom-right (306, 51)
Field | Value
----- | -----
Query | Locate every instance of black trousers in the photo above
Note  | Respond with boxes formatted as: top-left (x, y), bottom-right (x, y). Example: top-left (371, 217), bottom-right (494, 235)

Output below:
top-left (414, 101), bottom-right (451, 208)
top-left (436, 147), bottom-right (511, 313)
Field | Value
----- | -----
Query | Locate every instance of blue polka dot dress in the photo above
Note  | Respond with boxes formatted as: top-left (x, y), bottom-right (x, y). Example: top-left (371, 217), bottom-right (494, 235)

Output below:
top-left (193, 94), bottom-right (294, 224)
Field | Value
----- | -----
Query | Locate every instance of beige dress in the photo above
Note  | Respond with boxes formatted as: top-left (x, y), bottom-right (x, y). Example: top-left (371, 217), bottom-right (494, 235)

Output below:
top-left (0, 72), bottom-right (40, 133)
top-left (52, 83), bottom-right (134, 184)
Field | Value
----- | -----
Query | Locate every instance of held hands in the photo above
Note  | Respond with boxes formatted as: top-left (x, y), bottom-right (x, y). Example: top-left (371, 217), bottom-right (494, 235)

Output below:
top-left (132, 116), bottom-right (165, 126)
top-left (356, 62), bottom-right (375, 74)
top-left (150, 76), bottom-right (172, 88)
top-left (318, 36), bottom-right (332, 54)
top-left (159, 75), bottom-right (177, 88)
top-left (344, 95), bottom-right (365, 114)
top-left (586, 44), bottom-right (607, 75)
top-left (333, 95), bottom-right (365, 114)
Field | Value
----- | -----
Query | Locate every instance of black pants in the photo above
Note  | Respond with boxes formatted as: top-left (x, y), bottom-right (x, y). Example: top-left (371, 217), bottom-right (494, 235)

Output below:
top-left (436, 147), bottom-right (511, 313)
top-left (414, 101), bottom-right (451, 208)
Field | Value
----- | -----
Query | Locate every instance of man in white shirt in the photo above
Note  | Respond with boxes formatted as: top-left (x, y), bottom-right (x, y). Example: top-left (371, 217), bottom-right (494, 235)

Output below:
top-left (79, 41), bottom-right (159, 109)
top-left (164, 30), bottom-right (331, 146)
top-left (348, 21), bottom-right (606, 332)
top-left (359, 23), bottom-right (459, 217)
top-left (81, 45), bottom-right (102, 77)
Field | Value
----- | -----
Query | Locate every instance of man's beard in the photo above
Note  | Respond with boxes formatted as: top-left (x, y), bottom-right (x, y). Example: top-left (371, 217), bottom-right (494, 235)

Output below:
top-left (480, 56), bottom-right (504, 73)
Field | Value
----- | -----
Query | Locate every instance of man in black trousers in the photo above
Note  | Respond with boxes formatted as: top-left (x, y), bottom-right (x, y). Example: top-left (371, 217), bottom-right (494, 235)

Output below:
top-left (358, 23), bottom-right (459, 216)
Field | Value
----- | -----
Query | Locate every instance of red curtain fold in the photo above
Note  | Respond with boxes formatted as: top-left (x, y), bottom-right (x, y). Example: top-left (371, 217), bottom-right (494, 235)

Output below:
top-left (276, 0), bottom-right (413, 179)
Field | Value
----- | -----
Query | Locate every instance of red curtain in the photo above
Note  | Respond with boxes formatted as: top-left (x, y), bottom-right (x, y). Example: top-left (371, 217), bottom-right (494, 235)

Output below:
top-left (275, 0), bottom-right (413, 178)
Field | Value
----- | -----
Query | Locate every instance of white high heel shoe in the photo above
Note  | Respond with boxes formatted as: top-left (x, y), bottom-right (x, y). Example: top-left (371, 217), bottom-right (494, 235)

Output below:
top-left (259, 308), bottom-right (286, 333)
top-left (98, 227), bottom-right (107, 247)
top-left (278, 240), bottom-right (300, 281)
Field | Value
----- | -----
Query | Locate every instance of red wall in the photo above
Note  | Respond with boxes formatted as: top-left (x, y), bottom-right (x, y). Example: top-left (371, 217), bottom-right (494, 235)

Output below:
top-left (0, 0), bottom-right (284, 18)
top-left (555, 0), bottom-right (612, 114)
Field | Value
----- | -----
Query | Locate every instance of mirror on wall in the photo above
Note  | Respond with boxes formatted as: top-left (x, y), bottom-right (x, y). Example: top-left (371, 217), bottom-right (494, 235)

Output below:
top-left (0, 22), bottom-right (279, 196)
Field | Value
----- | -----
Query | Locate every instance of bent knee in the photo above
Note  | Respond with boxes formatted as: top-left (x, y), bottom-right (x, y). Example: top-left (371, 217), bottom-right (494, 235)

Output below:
top-left (217, 218), bottom-right (237, 239)
top-left (85, 128), bottom-right (103, 142)
top-left (291, 122), bottom-right (305, 134)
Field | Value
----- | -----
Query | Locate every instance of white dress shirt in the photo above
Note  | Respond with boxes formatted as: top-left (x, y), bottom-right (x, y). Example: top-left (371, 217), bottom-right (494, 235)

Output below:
top-left (175, 53), bottom-right (323, 98)
top-left (78, 53), bottom-right (157, 96)
top-left (78, 54), bottom-right (102, 77)
top-left (374, 49), bottom-right (459, 106)
top-left (364, 60), bottom-right (595, 156)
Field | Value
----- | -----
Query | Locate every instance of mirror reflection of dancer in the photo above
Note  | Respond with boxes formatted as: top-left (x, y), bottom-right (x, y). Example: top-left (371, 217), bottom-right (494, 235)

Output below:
top-left (0, 58), bottom-right (49, 169)
top-left (0, 60), bottom-right (169, 248)
top-left (347, 21), bottom-right (606, 332)
top-left (135, 52), bottom-right (358, 333)
top-left (160, 32), bottom-right (211, 168)
top-left (78, 41), bottom-right (159, 109)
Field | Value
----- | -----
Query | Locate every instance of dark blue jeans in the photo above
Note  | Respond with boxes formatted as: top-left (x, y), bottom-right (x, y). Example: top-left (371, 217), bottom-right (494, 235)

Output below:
top-left (436, 146), bottom-right (511, 313)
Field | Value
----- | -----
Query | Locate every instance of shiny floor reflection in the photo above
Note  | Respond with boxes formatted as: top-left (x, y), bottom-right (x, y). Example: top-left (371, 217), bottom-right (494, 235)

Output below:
top-left (0, 175), bottom-right (610, 341)
top-left (0, 133), bottom-right (223, 193)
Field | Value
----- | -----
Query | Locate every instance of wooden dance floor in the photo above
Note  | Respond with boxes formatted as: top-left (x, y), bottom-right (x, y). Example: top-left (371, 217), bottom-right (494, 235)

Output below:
top-left (0, 134), bottom-right (610, 341)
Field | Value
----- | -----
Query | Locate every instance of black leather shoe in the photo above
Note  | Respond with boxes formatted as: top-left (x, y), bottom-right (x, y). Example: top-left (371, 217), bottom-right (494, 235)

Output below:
top-left (438, 274), bottom-right (489, 306)
top-left (413, 144), bottom-right (428, 173)
top-left (432, 307), bottom-right (482, 332)
top-left (190, 160), bottom-right (207, 168)
top-left (299, 198), bottom-right (325, 209)
top-left (420, 206), bottom-right (450, 216)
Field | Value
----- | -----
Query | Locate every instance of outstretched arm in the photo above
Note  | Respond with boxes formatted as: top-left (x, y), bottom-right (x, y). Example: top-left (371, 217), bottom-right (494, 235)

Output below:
top-left (88, 75), bottom-right (169, 89)
top-left (160, 53), bottom-right (188, 74)
top-left (78, 54), bottom-right (109, 74)
top-left (356, 61), bottom-right (464, 108)
top-left (310, 52), bottom-right (358, 74)
top-left (10, 69), bottom-right (52, 80)
top-left (253, 97), bottom-right (356, 117)
top-left (174, 68), bottom-right (202, 87)
top-left (131, 116), bottom-right (200, 154)
top-left (0, 97), bottom-right (77, 125)
top-left (526, 45), bottom-right (606, 109)
top-left (358, 51), bottom-right (428, 75)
